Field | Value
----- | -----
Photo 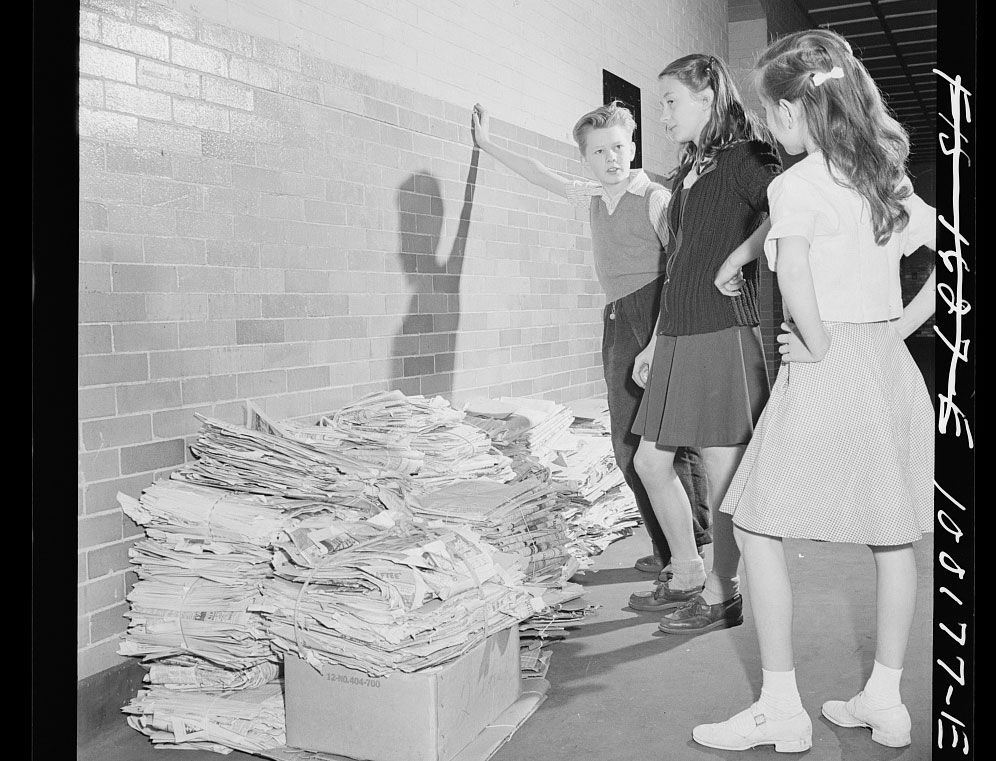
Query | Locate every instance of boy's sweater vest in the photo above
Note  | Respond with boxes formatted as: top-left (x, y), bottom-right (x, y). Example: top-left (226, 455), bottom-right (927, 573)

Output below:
top-left (589, 188), bottom-right (666, 304)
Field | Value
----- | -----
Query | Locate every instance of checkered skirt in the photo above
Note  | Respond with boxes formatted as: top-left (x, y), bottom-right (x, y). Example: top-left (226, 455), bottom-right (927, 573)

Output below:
top-left (720, 321), bottom-right (933, 545)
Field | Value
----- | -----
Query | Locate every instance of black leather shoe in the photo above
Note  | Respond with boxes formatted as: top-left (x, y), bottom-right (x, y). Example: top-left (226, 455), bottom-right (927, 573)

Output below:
top-left (635, 554), bottom-right (664, 574)
top-left (628, 579), bottom-right (705, 612)
top-left (657, 594), bottom-right (743, 634)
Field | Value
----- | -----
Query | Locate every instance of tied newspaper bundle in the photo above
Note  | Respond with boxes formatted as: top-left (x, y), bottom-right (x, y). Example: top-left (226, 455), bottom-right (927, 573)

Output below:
top-left (171, 407), bottom-right (383, 508)
top-left (123, 681), bottom-right (286, 755)
top-left (289, 391), bottom-right (516, 490)
top-left (408, 478), bottom-right (579, 587)
top-left (117, 481), bottom-right (291, 690)
top-left (463, 397), bottom-right (576, 471)
top-left (553, 397), bottom-right (641, 563)
top-left (263, 523), bottom-right (544, 677)
top-left (118, 471), bottom-right (402, 694)
top-left (519, 598), bottom-right (601, 680)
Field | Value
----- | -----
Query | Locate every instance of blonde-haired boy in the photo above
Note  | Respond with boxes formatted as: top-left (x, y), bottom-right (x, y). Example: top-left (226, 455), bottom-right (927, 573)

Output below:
top-left (472, 102), bottom-right (710, 589)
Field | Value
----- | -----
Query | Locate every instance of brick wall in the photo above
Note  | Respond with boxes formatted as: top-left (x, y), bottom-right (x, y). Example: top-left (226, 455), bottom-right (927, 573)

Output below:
top-left (77, 0), bottom-right (730, 680)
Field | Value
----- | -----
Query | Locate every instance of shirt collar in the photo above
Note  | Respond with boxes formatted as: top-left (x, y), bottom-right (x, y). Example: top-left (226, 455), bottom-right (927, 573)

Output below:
top-left (597, 169), bottom-right (651, 213)
top-left (622, 169), bottom-right (651, 197)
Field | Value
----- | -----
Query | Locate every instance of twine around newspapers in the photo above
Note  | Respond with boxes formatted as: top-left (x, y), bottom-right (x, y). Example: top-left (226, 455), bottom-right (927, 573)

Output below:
top-left (289, 531), bottom-right (496, 667)
top-left (170, 692), bottom-right (271, 750)
top-left (175, 576), bottom-right (203, 653)
top-left (289, 532), bottom-right (400, 662)
top-left (170, 493), bottom-right (226, 652)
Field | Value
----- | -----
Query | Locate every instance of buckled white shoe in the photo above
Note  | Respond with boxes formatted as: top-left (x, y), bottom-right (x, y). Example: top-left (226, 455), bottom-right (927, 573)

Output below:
top-left (693, 702), bottom-right (812, 753)
top-left (821, 691), bottom-right (911, 748)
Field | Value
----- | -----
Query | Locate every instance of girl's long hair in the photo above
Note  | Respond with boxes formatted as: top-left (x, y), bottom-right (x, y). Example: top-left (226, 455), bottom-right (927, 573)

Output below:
top-left (755, 29), bottom-right (911, 244)
top-left (659, 54), bottom-right (770, 178)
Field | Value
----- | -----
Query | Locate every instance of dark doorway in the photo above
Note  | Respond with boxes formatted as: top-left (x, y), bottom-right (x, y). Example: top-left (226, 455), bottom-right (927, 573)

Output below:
top-left (603, 70), bottom-right (642, 168)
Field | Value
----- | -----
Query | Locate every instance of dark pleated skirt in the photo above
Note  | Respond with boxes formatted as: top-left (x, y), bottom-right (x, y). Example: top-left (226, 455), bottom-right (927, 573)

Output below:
top-left (631, 326), bottom-right (769, 448)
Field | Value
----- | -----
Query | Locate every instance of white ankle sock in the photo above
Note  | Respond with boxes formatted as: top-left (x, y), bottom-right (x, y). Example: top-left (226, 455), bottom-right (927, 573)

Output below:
top-left (862, 661), bottom-right (903, 709)
top-left (699, 573), bottom-right (739, 605)
top-left (759, 668), bottom-right (804, 720)
top-left (669, 557), bottom-right (706, 589)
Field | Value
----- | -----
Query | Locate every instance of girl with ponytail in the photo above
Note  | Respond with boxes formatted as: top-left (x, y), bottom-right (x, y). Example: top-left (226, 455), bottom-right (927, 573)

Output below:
top-left (691, 29), bottom-right (936, 753)
top-left (627, 53), bottom-right (782, 643)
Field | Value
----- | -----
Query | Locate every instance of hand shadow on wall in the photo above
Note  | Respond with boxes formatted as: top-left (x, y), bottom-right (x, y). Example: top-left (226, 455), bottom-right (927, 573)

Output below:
top-left (391, 148), bottom-right (479, 397)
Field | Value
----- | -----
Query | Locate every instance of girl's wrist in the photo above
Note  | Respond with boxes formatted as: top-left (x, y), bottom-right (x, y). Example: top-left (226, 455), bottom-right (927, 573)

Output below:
top-left (809, 329), bottom-right (831, 360)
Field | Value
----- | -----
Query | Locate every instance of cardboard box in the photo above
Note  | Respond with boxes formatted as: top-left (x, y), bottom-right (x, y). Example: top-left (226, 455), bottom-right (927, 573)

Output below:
top-left (284, 626), bottom-right (521, 761)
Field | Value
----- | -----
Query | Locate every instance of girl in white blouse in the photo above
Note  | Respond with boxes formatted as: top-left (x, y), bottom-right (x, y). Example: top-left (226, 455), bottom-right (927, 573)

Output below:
top-left (686, 29), bottom-right (937, 754)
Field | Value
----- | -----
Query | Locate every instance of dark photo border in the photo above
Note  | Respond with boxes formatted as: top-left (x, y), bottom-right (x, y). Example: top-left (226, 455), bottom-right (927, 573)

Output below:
top-left (932, 0), bottom-right (976, 757)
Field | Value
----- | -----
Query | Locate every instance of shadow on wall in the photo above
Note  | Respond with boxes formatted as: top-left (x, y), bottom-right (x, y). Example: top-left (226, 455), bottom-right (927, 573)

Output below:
top-left (391, 149), bottom-right (480, 397)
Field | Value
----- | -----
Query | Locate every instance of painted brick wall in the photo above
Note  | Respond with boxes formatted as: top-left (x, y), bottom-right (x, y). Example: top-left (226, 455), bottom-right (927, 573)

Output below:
top-left (77, 0), bottom-right (730, 679)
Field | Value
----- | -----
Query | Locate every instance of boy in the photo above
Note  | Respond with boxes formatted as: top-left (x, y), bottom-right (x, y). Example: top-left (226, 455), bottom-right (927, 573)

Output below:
top-left (471, 102), bottom-right (710, 589)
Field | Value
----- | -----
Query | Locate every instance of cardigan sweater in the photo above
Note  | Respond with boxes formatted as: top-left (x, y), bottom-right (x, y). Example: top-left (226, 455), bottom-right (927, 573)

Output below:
top-left (657, 139), bottom-right (782, 336)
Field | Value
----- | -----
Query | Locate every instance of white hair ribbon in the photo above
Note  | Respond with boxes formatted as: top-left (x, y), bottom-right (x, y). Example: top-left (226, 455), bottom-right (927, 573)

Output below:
top-left (812, 66), bottom-right (844, 86)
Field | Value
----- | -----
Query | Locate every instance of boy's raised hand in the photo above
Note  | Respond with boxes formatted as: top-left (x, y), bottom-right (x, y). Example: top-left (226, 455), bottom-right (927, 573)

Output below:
top-left (472, 103), bottom-right (491, 147)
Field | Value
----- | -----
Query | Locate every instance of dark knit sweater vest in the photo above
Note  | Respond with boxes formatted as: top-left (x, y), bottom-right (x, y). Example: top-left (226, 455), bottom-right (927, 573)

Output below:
top-left (657, 140), bottom-right (782, 336)
top-left (590, 188), bottom-right (666, 304)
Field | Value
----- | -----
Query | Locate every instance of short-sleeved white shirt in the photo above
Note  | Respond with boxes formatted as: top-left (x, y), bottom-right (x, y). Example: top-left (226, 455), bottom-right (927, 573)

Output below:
top-left (764, 150), bottom-right (935, 322)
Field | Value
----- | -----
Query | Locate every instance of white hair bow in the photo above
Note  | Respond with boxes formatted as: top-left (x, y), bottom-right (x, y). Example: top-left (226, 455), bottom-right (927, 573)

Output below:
top-left (812, 66), bottom-right (844, 86)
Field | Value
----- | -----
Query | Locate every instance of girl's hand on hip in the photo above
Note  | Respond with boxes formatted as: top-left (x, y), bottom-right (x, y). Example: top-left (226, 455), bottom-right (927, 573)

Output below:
top-left (777, 321), bottom-right (830, 363)
top-left (632, 338), bottom-right (656, 388)
top-left (714, 256), bottom-right (745, 297)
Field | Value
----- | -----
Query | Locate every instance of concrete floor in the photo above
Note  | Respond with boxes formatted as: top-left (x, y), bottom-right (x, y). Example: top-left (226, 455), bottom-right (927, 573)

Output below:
top-left (79, 531), bottom-right (934, 761)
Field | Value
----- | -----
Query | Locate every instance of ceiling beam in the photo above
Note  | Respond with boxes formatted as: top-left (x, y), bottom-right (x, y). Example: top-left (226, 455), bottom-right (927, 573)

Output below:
top-left (867, 0), bottom-right (933, 125)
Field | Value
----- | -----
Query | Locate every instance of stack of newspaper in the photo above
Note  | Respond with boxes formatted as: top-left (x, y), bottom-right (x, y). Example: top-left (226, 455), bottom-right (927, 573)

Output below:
top-left (263, 525), bottom-right (544, 677)
top-left (548, 431), bottom-right (640, 564)
top-left (566, 396), bottom-right (614, 435)
top-left (117, 392), bottom-right (604, 755)
top-left (293, 390), bottom-right (516, 489)
top-left (171, 412), bottom-right (382, 509)
top-left (117, 481), bottom-right (287, 689)
top-left (408, 478), bottom-right (578, 586)
top-left (123, 680), bottom-right (286, 754)
top-left (463, 397), bottom-right (576, 469)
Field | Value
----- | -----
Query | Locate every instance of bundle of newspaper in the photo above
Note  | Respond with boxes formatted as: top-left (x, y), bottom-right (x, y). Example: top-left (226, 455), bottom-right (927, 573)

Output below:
top-left (566, 396), bottom-right (613, 436)
top-left (143, 658), bottom-right (280, 692)
top-left (117, 569), bottom-right (274, 671)
top-left (519, 599), bottom-right (600, 646)
top-left (123, 681), bottom-right (285, 754)
top-left (295, 390), bottom-right (515, 490)
top-left (264, 525), bottom-right (545, 677)
top-left (517, 585), bottom-right (596, 681)
top-left (543, 432), bottom-right (640, 564)
top-left (520, 640), bottom-right (552, 680)
top-left (120, 479), bottom-right (296, 549)
top-left (548, 433), bottom-right (625, 502)
top-left (118, 479), bottom-right (401, 690)
top-left (171, 412), bottom-right (382, 508)
top-left (463, 397), bottom-right (576, 468)
top-left (408, 478), bottom-right (579, 586)
top-left (559, 486), bottom-right (641, 559)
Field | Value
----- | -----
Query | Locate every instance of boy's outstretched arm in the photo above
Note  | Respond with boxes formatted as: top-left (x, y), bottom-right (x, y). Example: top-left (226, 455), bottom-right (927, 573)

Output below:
top-left (472, 103), bottom-right (569, 198)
